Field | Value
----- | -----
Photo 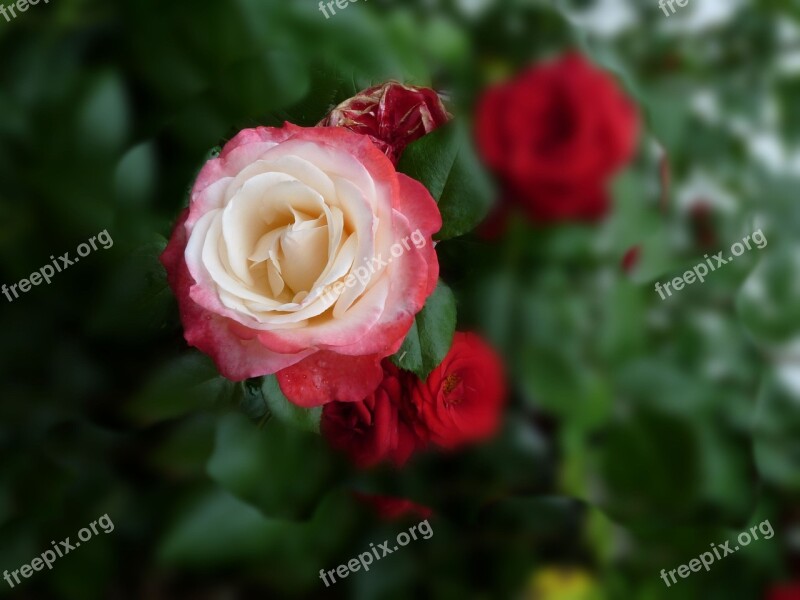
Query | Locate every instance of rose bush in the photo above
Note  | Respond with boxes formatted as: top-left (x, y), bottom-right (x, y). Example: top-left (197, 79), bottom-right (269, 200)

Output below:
top-left (476, 52), bottom-right (639, 222)
top-left (319, 82), bottom-right (450, 165)
top-left (161, 124), bottom-right (441, 407)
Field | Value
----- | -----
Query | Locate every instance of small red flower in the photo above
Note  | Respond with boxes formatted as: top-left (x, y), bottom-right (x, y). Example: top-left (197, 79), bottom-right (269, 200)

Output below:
top-left (766, 583), bottom-right (800, 600)
top-left (321, 361), bottom-right (424, 468)
top-left (353, 492), bottom-right (434, 521)
top-left (475, 52), bottom-right (639, 222)
top-left (410, 332), bottom-right (506, 448)
top-left (621, 245), bottom-right (641, 274)
top-left (319, 82), bottom-right (450, 164)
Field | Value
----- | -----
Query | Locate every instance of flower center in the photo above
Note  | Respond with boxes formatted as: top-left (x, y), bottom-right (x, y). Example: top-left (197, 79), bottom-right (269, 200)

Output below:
top-left (442, 373), bottom-right (462, 406)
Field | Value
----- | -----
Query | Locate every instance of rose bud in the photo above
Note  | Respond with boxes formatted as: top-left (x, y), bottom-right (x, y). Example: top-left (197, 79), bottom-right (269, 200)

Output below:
top-left (353, 492), bottom-right (433, 521)
top-left (161, 124), bottom-right (441, 407)
top-left (318, 82), bottom-right (450, 165)
top-left (321, 361), bottom-right (425, 468)
top-left (476, 52), bottom-right (639, 222)
top-left (410, 332), bottom-right (506, 449)
top-left (621, 245), bottom-right (641, 274)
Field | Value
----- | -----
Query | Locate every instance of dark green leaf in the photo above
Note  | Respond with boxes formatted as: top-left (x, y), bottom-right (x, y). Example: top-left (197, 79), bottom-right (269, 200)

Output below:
top-left (88, 235), bottom-right (175, 339)
top-left (391, 280), bottom-right (456, 379)
top-left (126, 353), bottom-right (234, 424)
top-left (398, 123), bottom-right (494, 240)
top-left (206, 412), bottom-right (337, 520)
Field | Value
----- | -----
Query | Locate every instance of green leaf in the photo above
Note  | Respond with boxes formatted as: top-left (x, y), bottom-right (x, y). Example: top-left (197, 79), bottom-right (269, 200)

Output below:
top-left (158, 486), bottom-right (358, 588)
top-left (391, 280), bottom-right (456, 379)
top-left (158, 488), bottom-right (288, 567)
top-left (77, 71), bottom-right (130, 156)
top-left (233, 376), bottom-right (321, 433)
top-left (754, 367), bottom-right (800, 491)
top-left (114, 142), bottom-right (157, 209)
top-left (126, 353), bottom-right (234, 424)
top-left (737, 242), bottom-right (800, 346)
top-left (206, 412), bottom-right (337, 520)
top-left (592, 404), bottom-right (703, 524)
top-left (216, 50), bottom-right (311, 116)
top-left (89, 235), bottom-right (175, 339)
top-left (262, 375), bottom-right (322, 434)
top-left (398, 123), bottom-right (494, 240)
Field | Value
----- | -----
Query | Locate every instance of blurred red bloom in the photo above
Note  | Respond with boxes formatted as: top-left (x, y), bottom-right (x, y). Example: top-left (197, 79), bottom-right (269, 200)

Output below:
top-left (475, 52), bottom-right (639, 222)
top-left (321, 361), bottom-right (424, 468)
top-left (689, 201), bottom-right (717, 249)
top-left (766, 583), bottom-right (800, 600)
top-left (410, 332), bottom-right (506, 448)
top-left (319, 81), bottom-right (450, 164)
top-left (353, 492), bottom-right (434, 521)
top-left (621, 245), bottom-right (641, 274)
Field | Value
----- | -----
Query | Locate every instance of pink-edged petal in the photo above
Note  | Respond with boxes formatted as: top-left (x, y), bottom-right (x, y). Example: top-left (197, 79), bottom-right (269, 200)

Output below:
top-left (395, 173), bottom-right (442, 238)
top-left (395, 174), bottom-right (441, 294)
top-left (276, 351), bottom-right (385, 407)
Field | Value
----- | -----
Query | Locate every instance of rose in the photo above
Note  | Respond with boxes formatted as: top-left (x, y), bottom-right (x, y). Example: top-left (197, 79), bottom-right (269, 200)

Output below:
top-left (319, 82), bottom-right (450, 165)
top-left (353, 492), bottom-right (433, 521)
top-left (475, 52), bottom-right (639, 222)
top-left (161, 123), bottom-right (441, 407)
top-left (321, 360), bottom-right (424, 467)
top-left (410, 332), bottom-right (505, 448)
top-left (766, 584), bottom-right (800, 600)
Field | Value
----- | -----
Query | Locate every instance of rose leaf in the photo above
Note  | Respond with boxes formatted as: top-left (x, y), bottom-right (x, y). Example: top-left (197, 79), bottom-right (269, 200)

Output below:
top-left (398, 122), bottom-right (494, 240)
top-left (206, 412), bottom-right (337, 520)
top-left (391, 279), bottom-right (456, 379)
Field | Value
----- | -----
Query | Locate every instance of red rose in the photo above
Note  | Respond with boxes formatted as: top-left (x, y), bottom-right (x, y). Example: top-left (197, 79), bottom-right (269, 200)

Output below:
top-left (475, 52), bottom-right (639, 222)
top-left (160, 124), bottom-right (441, 407)
top-left (321, 361), bottom-right (424, 467)
top-left (353, 492), bottom-right (434, 521)
top-left (410, 332), bottom-right (506, 448)
top-left (766, 583), bottom-right (800, 600)
top-left (319, 82), bottom-right (450, 165)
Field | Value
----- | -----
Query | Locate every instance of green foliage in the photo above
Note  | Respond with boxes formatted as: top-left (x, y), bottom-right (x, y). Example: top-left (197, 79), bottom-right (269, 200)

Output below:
top-left (391, 280), bottom-right (456, 379)
top-left (262, 375), bottom-right (322, 434)
top-left (126, 353), bottom-right (234, 425)
top-left (1, 0), bottom-right (799, 597)
top-left (398, 123), bottom-right (494, 240)
top-left (206, 412), bottom-right (339, 520)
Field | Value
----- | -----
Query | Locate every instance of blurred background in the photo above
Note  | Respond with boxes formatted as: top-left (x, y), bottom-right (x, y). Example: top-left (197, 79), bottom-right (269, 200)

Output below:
top-left (1, 0), bottom-right (800, 598)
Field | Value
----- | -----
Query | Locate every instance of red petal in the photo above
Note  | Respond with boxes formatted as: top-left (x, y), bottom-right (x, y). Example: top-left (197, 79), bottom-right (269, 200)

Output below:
top-left (276, 351), bottom-right (385, 407)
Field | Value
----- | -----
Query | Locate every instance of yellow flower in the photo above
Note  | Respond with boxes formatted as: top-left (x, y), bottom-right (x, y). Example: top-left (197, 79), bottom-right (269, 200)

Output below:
top-left (523, 567), bottom-right (602, 600)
